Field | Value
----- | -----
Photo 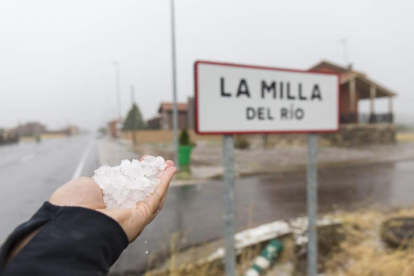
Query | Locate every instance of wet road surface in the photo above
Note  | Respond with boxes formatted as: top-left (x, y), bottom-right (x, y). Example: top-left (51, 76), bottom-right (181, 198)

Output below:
top-left (0, 135), bottom-right (98, 240)
top-left (114, 158), bottom-right (414, 273)
top-left (1, 137), bottom-right (414, 273)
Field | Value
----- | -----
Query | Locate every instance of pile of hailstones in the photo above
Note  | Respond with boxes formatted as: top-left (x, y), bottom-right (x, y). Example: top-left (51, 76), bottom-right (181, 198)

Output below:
top-left (93, 156), bottom-right (167, 210)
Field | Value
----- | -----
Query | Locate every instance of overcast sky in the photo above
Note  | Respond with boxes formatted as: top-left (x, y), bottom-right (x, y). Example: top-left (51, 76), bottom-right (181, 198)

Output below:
top-left (1, 0), bottom-right (413, 130)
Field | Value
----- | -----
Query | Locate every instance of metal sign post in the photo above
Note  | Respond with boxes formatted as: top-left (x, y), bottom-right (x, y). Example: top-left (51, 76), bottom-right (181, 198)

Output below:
top-left (170, 0), bottom-right (179, 168)
top-left (306, 134), bottom-right (318, 276)
top-left (222, 135), bottom-right (236, 276)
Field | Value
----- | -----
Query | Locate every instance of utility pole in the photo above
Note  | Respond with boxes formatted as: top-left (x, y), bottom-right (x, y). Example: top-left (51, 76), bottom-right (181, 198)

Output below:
top-left (112, 61), bottom-right (122, 138)
top-left (130, 85), bottom-right (137, 145)
top-left (130, 84), bottom-right (136, 106)
top-left (339, 38), bottom-right (349, 66)
top-left (170, 0), bottom-right (179, 168)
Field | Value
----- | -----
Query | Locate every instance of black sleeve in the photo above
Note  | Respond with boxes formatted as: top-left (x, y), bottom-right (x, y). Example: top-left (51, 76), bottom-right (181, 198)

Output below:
top-left (0, 202), bottom-right (128, 276)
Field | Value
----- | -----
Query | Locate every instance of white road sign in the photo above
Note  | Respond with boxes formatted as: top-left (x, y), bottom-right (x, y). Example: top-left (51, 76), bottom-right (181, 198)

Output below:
top-left (195, 61), bottom-right (339, 134)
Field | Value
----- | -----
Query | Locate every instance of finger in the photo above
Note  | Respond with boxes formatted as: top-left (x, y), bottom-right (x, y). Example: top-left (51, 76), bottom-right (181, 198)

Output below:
top-left (139, 155), bottom-right (149, 162)
top-left (158, 161), bottom-right (175, 202)
top-left (164, 160), bottom-right (174, 169)
top-left (140, 160), bottom-right (174, 206)
top-left (144, 162), bottom-right (176, 214)
top-left (158, 173), bottom-right (172, 210)
top-left (157, 162), bottom-right (176, 195)
top-left (158, 194), bottom-right (167, 211)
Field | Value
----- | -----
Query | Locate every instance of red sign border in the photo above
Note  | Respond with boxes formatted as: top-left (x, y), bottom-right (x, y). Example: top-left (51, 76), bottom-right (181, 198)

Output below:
top-left (194, 60), bottom-right (340, 135)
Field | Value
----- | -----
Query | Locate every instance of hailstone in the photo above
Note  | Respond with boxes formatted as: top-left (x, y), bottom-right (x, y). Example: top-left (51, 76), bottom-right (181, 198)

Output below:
top-left (93, 155), bottom-right (167, 210)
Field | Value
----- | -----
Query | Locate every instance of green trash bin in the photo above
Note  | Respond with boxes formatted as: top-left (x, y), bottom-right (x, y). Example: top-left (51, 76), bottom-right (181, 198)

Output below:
top-left (178, 145), bottom-right (193, 167)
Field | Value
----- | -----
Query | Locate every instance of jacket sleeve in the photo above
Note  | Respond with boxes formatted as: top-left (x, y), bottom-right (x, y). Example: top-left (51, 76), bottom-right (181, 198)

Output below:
top-left (0, 202), bottom-right (128, 276)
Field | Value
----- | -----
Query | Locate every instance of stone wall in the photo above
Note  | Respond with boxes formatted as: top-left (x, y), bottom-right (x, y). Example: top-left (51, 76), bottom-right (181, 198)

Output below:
top-left (323, 123), bottom-right (396, 147)
top-left (244, 124), bottom-right (396, 148)
top-left (242, 134), bottom-right (309, 148)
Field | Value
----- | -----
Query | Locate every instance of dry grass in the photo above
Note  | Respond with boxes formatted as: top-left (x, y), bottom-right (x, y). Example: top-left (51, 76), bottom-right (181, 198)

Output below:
top-left (144, 237), bottom-right (294, 276)
top-left (397, 132), bottom-right (414, 143)
top-left (325, 207), bottom-right (414, 276)
top-left (19, 133), bottom-right (67, 142)
top-left (143, 200), bottom-right (279, 276)
top-left (41, 133), bottom-right (67, 140)
top-left (142, 205), bottom-right (414, 276)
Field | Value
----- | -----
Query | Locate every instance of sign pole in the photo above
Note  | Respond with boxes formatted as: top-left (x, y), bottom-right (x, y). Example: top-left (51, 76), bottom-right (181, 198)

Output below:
top-left (306, 133), bottom-right (318, 276)
top-left (170, 0), bottom-right (179, 169)
top-left (222, 135), bottom-right (236, 276)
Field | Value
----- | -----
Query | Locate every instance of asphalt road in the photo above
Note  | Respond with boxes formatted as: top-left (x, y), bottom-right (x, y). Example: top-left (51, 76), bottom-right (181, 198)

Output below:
top-left (1, 137), bottom-right (414, 274)
top-left (0, 135), bottom-right (98, 240)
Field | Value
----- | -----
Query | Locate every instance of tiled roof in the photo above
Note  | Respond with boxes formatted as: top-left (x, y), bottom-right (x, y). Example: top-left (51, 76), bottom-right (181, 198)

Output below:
top-left (309, 60), bottom-right (397, 97)
top-left (158, 102), bottom-right (188, 112)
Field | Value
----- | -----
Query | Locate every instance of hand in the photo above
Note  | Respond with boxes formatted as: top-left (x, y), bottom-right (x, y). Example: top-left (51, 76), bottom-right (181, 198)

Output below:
top-left (49, 158), bottom-right (176, 242)
top-left (6, 158), bottom-right (176, 264)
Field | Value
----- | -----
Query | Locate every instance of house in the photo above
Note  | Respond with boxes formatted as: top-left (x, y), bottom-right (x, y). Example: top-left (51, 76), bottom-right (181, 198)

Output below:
top-left (187, 97), bottom-right (195, 130)
top-left (107, 118), bottom-right (123, 138)
top-left (12, 122), bottom-right (46, 136)
top-left (147, 101), bottom-right (191, 130)
top-left (147, 97), bottom-right (196, 130)
top-left (309, 60), bottom-right (396, 124)
top-left (159, 102), bottom-right (189, 130)
top-left (62, 125), bottom-right (79, 136)
top-left (147, 115), bottom-right (162, 130)
top-left (0, 129), bottom-right (19, 145)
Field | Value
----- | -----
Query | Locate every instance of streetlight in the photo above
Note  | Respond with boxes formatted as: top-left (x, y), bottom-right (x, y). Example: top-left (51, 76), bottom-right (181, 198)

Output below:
top-left (131, 84), bottom-right (137, 145)
top-left (112, 61), bottom-right (122, 140)
top-left (170, 0), bottom-right (179, 168)
top-left (112, 61), bottom-right (122, 122)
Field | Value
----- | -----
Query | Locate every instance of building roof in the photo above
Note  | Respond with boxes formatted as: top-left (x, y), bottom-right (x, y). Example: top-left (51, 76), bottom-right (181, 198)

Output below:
top-left (309, 60), bottom-right (397, 98)
top-left (309, 60), bottom-right (366, 76)
top-left (158, 102), bottom-right (188, 113)
top-left (147, 115), bottom-right (161, 123)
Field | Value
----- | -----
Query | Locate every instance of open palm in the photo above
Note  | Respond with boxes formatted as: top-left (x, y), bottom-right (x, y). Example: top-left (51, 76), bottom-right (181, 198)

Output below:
top-left (49, 158), bottom-right (176, 242)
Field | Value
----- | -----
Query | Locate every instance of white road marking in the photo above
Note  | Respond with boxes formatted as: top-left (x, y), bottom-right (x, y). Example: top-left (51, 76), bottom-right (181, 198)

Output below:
top-left (20, 154), bottom-right (34, 163)
top-left (72, 140), bottom-right (93, 179)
